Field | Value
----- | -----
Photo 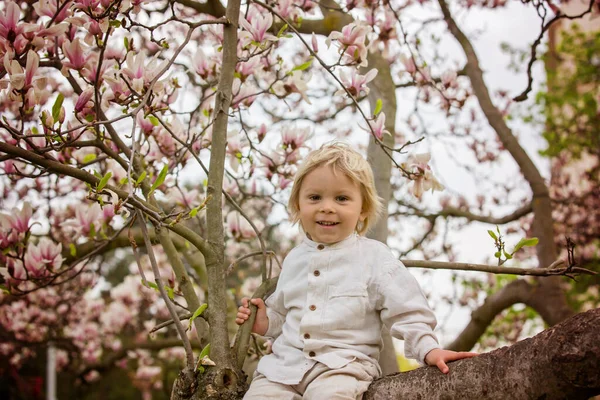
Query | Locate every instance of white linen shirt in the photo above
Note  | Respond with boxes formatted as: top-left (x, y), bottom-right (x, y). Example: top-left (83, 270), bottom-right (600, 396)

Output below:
top-left (256, 233), bottom-right (440, 385)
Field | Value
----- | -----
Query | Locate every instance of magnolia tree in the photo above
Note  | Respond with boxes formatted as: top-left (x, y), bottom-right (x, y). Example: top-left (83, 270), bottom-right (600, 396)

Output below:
top-left (0, 0), bottom-right (598, 399)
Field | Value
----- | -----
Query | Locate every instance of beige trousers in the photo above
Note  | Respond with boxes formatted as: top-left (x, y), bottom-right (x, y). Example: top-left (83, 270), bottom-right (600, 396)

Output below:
top-left (243, 360), bottom-right (379, 400)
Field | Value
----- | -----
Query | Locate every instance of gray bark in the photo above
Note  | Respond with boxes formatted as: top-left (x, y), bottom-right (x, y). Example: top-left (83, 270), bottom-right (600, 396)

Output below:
top-left (365, 308), bottom-right (600, 400)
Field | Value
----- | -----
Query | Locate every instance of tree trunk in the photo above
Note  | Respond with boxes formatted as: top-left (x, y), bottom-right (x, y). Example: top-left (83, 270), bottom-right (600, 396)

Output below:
top-left (365, 308), bottom-right (600, 400)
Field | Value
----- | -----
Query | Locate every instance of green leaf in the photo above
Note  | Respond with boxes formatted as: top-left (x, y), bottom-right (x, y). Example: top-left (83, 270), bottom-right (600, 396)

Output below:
top-left (136, 171), bottom-right (147, 185)
top-left (292, 58), bottom-right (313, 72)
top-left (494, 251), bottom-right (501, 258)
top-left (189, 207), bottom-right (198, 218)
top-left (503, 250), bottom-right (513, 260)
top-left (82, 153), bottom-right (97, 164)
top-left (277, 24), bottom-right (288, 37)
top-left (97, 171), bottom-right (112, 192)
top-left (69, 243), bottom-right (77, 257)
top-left (512, 237), bottom-right (539, 254)
top-left (199, 343), bottom-right (210, 359)
top-left (119, 177), bottom-right (129, 185)
top-left (146, 281), bottom-right (159, 291)
top-left (189, 304), bottom-right (208, 330)
top-left (148, 116), bottom-right (160, 126)
top-left (165, 286), bottom-right (175, 300)
top-left (124, 37), bottom-right (129, 50)
top-left (487, 230), bottom-right (498, 240)
top-left (52, 93), bottom-right (64, 122)
top-left (150, 165), bottom-right (168, 194)
top-left (198, 366), bottom-right (205, 374)
top-left (373, 99), bottom-right (383, 116)
top-left (0, 284), bottom-right (10, 294)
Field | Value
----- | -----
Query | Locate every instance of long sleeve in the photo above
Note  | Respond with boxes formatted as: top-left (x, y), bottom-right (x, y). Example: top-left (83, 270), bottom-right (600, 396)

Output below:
top-left (264, 279), bottom-right (287, 339)
top-left (377, 259), bottom-right (440, 364)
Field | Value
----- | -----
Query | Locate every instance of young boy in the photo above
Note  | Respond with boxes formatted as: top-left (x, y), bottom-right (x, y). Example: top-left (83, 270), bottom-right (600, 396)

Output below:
top-left (236, 142), bottom-right (476, 399)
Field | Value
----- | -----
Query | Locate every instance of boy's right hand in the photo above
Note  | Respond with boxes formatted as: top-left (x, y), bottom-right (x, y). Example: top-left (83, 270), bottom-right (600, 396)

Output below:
top-left (235, 297), bottom-right (269, 336)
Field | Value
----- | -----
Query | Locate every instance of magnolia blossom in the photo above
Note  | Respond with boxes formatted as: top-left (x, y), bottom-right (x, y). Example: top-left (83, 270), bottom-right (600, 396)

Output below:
top-left (226, 212), bottom-right (264, 241)
top-left (335, 68), bottom-right (377, 98)
top-left (281, 126), bottom-right (310, 151)
top-left (165, 188), bottom-right (201, 209)
top-left (192, 48), bottom-right (218, 83)
top-left (404, 153), bottom-right (445, 198)
top-left (121, 51), bottom-right (169, 94)
top-left (23, 238), bottom-right (63, 277)
top-left (61, 202), bottom-right (103, 237)
top-left (400, 54), bottom-right (417, 75)
top-left (239, 11), bottom-right (277, 48)
top-left (359, 112), bottom-right (390, 140)
top-left (0, 2), bottom-right (36, 53)
top-left (326, 22), bottom-right (372, 67)
top-left (272, 71), bottom-right (312, 104)
top-left (62, 38), bottom-right (89, 71)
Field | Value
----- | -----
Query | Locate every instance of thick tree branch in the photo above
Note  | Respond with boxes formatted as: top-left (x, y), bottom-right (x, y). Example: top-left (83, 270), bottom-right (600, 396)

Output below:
top-left (366, 308), bottom-right (600, 400)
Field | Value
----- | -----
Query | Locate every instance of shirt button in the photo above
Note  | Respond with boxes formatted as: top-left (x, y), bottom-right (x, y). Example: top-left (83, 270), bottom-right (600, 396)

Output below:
top-left (309, 351), bottom-right (316, 357)
top-left (303, 333), bottom-right (310, 339)
top-left (317, 244), bottom-right (325, 250)
top-left (313, 270), bottom-right (320, 277)
top-left (309, 305), bottom-right (316, 311)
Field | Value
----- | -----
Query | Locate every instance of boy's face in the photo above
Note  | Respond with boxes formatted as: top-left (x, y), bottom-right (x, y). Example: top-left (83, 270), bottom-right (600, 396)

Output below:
top-left (298, 165), bottom-right (366, 245)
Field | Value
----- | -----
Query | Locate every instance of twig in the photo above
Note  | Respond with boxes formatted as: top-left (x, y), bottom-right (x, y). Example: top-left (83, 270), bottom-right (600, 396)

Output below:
top-left (401, 259), bottom-right (596, 277)
top-left (135, 210), bottom-right (195, 371)
top-left (226, 250), bottom-right (282, 276)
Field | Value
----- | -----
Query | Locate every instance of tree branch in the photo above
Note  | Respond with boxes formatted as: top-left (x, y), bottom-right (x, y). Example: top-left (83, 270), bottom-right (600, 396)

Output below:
top-left (366, 308), bottom-right (600, 399)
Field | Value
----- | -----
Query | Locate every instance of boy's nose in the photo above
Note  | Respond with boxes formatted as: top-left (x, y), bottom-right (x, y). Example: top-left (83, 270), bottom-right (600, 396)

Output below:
top-left (319, 201), bottom-right (335, 213)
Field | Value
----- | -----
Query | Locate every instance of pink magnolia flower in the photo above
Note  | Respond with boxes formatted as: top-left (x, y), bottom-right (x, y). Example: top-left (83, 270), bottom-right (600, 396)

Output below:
top-left (165, 188), bottom-right (200, 209)
top-left (23, 238), bottom-right (63, 277)
top-left (62, 38), bottom-right (89, 71)
top-left (272, 71), bottom-right (312, 104)
top-left (2, 51), bottom-right (42, 91)
top-left (136, 112), bottom-right (155, 134)
top-left (400, 54), bottom-right (417, 75)
top-left (360, 112), bottom-right (390, 140)
top-left (237, 56), bottom-right (262, 80)
top-left (61, 202), bottom-right (103, 237)
top-left (404, 153), bottom-right (445, 198)
top-left (33, 1), bottom-right (70, 22)
top-left (0, 2), bottom-right (34, 52)
top-left (274, 0), bottom-right (299, 20)
top-left (326, 22), bottom-right (371, 67)
top-left (121, 51), bottom-right (168, 93)
top-left (335, 68), bottom-right (377, 98)
top-left (231, 78), bottom-right (257, 109)
top-left (226, 212), bottom-right (263, 241)
top-left (311, 33), bottom-right (318, 53)
top-left (5, 202), bottom-right (33, 233)
top-left (239, 11), bottom-right (277, 47)
top-left (192, 48), bottom-right (217, 82)
top-left (75, 87), bottom-right (94, 114)
top-left (441, 70), bottom-right (458, 88)
top-left (281, 126), bottom-right (310, 151)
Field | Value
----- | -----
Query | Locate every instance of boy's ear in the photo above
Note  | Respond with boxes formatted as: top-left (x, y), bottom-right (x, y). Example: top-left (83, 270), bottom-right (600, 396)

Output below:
top-left (359, 209), bottom-right (367, 222)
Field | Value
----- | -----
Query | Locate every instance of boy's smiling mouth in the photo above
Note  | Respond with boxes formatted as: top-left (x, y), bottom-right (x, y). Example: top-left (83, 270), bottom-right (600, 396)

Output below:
top-left (317, 221), bottom-right (339, 226)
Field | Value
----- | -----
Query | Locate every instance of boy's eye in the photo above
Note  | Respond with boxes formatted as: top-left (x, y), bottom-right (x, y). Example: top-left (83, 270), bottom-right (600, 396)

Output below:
top-left (308, 195), bottom-right (320, 201)
top-left (336, 196), bottom-right (349, 202)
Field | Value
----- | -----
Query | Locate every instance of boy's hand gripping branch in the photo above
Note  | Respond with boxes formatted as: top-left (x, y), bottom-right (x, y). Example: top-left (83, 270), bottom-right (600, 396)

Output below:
top-left (236, 297), bottom-right (269, 336)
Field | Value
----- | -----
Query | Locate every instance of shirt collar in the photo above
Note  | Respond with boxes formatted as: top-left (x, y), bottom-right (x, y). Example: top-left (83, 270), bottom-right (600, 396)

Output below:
top-left (302, 232), bottom-right (358, 250)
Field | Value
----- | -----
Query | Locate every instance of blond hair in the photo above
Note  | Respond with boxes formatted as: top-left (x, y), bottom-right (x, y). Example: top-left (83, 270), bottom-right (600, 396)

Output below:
top-left (288, 142), bottom-right (383, 235)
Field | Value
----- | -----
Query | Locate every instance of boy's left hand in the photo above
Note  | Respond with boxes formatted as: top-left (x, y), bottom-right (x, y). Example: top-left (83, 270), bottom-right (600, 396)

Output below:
top-left (425, 348), bottom-right (478, 374)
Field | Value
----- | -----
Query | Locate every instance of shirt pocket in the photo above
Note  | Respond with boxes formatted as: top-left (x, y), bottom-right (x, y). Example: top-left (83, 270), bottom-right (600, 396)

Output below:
top-left (322, 283), bottom-right (368, 331)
